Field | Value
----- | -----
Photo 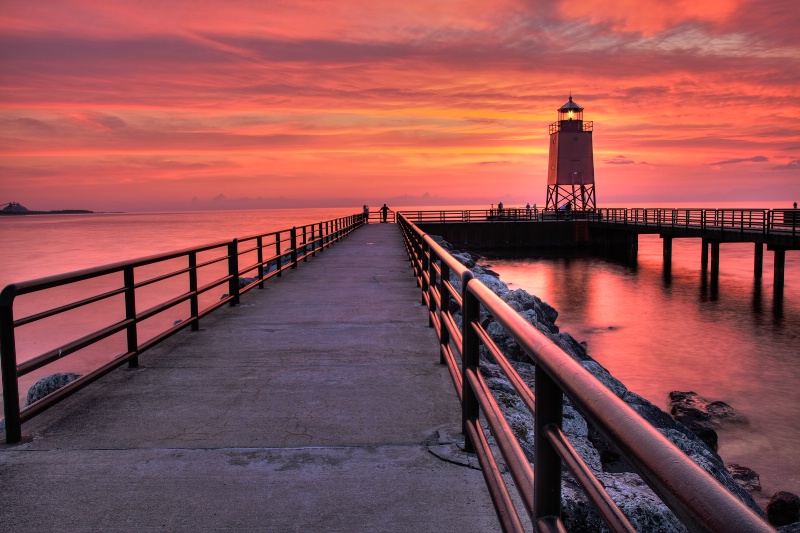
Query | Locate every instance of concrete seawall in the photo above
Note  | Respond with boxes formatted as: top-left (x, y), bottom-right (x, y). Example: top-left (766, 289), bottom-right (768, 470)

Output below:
top-left (418, 221), bottom-right (640, 263)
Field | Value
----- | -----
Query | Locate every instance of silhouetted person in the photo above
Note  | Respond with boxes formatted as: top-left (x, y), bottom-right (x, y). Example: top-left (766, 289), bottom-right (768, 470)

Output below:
top-left (363, 204), bottom-right (369, 223)
top-left (380, 203), bottom-right (389, 223)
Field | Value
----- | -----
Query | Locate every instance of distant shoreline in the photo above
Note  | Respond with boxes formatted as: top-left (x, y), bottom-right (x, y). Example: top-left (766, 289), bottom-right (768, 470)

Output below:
top-left (0, 210), bottom-right (95, 216)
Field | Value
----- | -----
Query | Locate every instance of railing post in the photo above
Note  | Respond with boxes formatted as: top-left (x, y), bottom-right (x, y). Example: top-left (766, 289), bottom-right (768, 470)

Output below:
top-left (420, 240), bottom-right (429, 307)
top-left (534, 363), bottom-right (564, 522)
top-left (417, 239), bottom-right (425, 285)
top-left (318, 223), bottom-right (323, 253)
top-left (427, 249), bottom-right (436, 327)
top-left (767, 210), bottom-right (773, 237)
top-left (124, 266), bottom-right (139, 368)
top-left (438, 260), bottom-right (451, 365)
top-left (0, 289), bottom-right (22, 443)
top-left (256, 236), bottom-right (265, 288)
top-left (275, 232), bottom-right (282, 277)
top-left (461, 271), bottom-right (478, 453)
top-left (302, 226), bottom-right (308, 262)
top-left (228, 239), bottom-right (240, 305)
top-left (740, 211), bottom-right (744, 237)
top-left (290, 227), bottom-right (298, 268)
top-left (189, 252), bottom-right (199, 330)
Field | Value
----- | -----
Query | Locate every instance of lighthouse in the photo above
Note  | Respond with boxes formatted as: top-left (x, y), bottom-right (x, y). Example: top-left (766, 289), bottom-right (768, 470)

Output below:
top-left (545, 95), bottom-right (596, 211)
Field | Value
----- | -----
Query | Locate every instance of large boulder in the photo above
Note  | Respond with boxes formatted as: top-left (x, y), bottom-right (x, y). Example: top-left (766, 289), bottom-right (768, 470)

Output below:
top-left (668, 391), bottom-right (748, 451)
top-left (728, 463), bottom-right (762, 494)
top-left (26, 372), bottom-right (82, 405)
top-left (768, 492), bottom-right (800, 527)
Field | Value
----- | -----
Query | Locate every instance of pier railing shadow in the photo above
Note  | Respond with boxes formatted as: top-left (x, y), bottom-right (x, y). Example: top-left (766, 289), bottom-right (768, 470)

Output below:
top-left (0, 214), bottom-right (364, 443)
top-left (398, 213), bottom-right (773, 533)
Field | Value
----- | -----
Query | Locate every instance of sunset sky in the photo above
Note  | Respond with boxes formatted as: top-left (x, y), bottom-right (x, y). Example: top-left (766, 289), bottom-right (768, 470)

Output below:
top-left (1, 0), bottom-right (798, 211)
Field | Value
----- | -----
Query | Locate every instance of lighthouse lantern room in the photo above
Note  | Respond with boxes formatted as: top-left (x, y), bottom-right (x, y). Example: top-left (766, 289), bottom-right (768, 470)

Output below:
top-left (545, 95), bottom-right (596, 211)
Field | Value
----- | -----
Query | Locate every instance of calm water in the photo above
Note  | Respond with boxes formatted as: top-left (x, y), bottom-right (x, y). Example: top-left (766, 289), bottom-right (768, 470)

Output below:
top-left (0, 208), bottom-right (362, 426)
top-left (488, 235), bottom-right (800, 504)
top-left (0, 208), bottom-right (361, 287)
top-left (1, 205), bottom-right (798, 505)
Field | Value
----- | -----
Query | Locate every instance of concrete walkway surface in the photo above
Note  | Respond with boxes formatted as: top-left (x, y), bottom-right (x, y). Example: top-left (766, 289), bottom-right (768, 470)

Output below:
top-left (0, 224), bottom-right (501, 532)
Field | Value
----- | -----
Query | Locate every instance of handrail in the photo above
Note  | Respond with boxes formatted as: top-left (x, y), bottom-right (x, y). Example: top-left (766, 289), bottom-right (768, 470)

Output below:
top-left (1, 213), bottom-right (366, 443)
top-left (397, 207), bottom-right (799, 238)
top-left (398, 213), bottom-right (772, 532)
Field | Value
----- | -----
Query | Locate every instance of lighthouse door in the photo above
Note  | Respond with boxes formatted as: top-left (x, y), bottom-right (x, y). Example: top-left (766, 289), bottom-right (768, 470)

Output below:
top-left (571, 159), bottom-right (584, 184)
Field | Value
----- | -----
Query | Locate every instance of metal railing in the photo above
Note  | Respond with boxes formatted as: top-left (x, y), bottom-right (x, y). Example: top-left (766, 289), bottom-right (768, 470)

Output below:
top-left (549, 120), bottom-right (593, 134)
top-left (398, 213), bottom-right (772, 532)
top-left (399, 209), bottom-right (552, 222)
top-left (1, 214), bottom-right (364, 443)
top-left (399, 207), bottom-right (799, 232)
top-left (364, 207), bottom-right (396, 224)
top-left (591, 207), bottom-right (798, 238)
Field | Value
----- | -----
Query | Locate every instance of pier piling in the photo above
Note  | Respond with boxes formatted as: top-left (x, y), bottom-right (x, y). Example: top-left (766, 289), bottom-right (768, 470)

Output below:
top-left (710, 241), bottom-right (720, 281)
top-left (774, 248), bottom-right (786, 295)
top-left (662, 236), bottom-right (673, 276)
top-left (754, 243), bottom-right (763, 279)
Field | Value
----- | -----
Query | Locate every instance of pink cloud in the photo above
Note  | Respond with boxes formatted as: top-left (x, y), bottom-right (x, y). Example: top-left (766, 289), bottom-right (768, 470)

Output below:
top-left (1, 0), bottom-right (799, 210)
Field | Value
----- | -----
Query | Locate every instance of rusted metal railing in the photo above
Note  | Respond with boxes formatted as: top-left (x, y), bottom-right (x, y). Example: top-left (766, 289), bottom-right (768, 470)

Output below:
top-left (1, 214), bottom-right (364, 443)
top-left (398, 213), bottom-right (772, 533)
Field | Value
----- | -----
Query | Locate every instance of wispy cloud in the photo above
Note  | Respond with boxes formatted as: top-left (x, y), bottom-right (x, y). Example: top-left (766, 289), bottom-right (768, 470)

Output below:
top-left (710, 155), bottom-right (768, 165)
top-left (604, 155), bottom-right (649, 165)
top-left (772, 159), bottom-right (800, 171)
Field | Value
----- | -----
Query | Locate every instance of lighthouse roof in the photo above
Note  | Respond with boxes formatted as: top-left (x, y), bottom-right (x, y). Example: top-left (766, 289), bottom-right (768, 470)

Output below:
top-left (558, 95), bottom-right (584, 112)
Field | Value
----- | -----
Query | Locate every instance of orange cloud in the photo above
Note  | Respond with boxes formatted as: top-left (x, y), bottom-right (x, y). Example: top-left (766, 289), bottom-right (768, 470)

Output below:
top-left (555, 0), bottom-right (740, 35)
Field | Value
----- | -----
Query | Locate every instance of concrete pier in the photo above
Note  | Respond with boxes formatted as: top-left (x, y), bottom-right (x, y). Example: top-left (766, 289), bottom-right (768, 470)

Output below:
top-left (0, 224), bottom-right (500, 532)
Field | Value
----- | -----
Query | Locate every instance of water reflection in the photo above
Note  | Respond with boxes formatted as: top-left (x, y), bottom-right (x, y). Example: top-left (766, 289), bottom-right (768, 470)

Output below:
top-left (488, 235), bottom-right (800, 499)
top-left (751, 279), bottom-right (763, 315)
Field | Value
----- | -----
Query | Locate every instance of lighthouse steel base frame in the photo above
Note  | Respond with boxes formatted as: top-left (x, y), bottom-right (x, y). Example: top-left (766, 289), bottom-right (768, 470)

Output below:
top-left (546, 184), bottom-right (596, 212)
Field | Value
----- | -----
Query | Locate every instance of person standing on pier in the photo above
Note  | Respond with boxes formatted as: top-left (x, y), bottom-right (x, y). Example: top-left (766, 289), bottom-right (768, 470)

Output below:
top-left (363, 204), bottom-right (370, 223)
top-left (380, 204), bottom-right (390, 223)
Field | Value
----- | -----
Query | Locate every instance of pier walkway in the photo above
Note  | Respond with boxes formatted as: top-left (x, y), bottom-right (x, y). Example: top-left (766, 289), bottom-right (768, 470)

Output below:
top-left (1, 224), bottom-right (500, 532)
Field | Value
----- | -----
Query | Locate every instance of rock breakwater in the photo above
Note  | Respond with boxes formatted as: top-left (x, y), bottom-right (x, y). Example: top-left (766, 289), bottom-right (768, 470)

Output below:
top-left (432, 237), bottom-right (764, 531)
